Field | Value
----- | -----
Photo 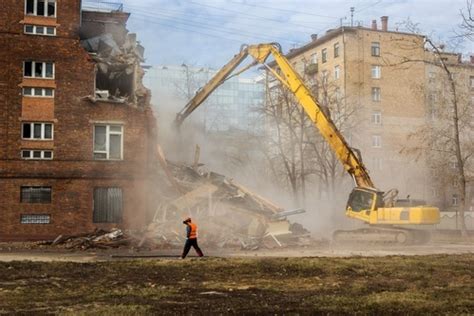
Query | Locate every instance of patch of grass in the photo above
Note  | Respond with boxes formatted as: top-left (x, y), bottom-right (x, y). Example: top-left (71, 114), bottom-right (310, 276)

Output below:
top-left (0, 254), bottom-right (473, 314)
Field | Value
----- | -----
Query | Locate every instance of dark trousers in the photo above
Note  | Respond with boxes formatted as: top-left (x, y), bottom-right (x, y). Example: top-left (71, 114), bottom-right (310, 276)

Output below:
top-left (181, 238), bottom-right (204, 258)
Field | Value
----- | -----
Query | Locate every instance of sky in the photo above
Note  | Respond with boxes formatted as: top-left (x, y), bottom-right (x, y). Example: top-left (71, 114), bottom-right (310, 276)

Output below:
top-left (103, 0), bottom-right (474, 68)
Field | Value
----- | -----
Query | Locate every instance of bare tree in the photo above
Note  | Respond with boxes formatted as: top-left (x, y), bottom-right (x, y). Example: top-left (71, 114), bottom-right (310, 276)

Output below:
top-left (395, 19), bottom-right (473, 236)
top-left (258, 61), bottom-right (358, 206)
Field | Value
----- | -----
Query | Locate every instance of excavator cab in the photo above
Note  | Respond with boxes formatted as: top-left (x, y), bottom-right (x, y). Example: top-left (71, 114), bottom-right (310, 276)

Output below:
top-left (346, 187), bottom-right (384, 213)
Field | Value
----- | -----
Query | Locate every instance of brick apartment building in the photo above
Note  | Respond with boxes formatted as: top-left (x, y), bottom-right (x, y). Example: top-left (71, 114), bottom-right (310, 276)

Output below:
top-left (276, 16), bottom-right (474, 213)
top-left (0, 0), bottom-right (159, 240)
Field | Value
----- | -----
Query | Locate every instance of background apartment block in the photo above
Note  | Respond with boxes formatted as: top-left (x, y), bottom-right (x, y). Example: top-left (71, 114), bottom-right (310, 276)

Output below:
top-left (280, 16), bottom-right (474, 215)
top-left (0, 0), bottom-right (158, 240)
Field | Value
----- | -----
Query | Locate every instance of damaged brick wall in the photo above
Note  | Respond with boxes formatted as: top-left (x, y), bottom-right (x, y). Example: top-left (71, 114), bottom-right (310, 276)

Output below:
top-left (0, 0), bottom-right (159, 241)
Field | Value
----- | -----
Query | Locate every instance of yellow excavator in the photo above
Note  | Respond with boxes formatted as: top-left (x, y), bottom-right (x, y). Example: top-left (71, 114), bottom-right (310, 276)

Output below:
top-left (175, 43), bottom-right (440, 244)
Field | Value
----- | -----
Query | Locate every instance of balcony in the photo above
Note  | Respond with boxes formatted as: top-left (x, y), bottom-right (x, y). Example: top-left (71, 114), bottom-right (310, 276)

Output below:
top-left (305, 63), bottom-right (318, 75)
top-left (82, 1), bottom-right (123, 12)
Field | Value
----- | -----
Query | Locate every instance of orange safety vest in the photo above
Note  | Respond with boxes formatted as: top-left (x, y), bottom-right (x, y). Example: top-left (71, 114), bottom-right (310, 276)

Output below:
top-left (188, 222), bottom-right (197, 239)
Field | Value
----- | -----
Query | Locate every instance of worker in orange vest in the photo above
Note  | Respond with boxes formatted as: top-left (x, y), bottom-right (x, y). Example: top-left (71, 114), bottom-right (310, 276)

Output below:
top-left (181, 217), bottom-right (204, 259)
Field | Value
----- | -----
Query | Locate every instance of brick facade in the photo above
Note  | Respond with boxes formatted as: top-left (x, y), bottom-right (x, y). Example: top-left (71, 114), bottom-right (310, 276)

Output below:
top-left (0, 0), bottom-right (159, 241)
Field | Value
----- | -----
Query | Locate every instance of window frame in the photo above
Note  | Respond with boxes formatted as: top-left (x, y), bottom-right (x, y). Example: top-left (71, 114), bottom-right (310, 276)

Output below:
top-left (371, 111), bottom-right (382, 125)
top-left (371, 87), bottom-right (381, 102)
top-left (371, 42), bottom-right (380, 57)
top-left (334, 42), bottom-right (340, 58)
top-left (21, 149), bottom-right (53, 160)
top-left (23, 61), bottom-right (55, 79)
top-left (334, 65), bottom-right (340, 80)
top-left (321, 48), bottom-right (327, 63)
top-left (93, 124), bottom-right (124, 160)
top-left (25, 0), bottom-right (57, 18)
top-left (21, 122), bottom-right (54, 140)
top-left (371, 65), bottom-right (381, 79)
top-left (372, 135), bottom-right (382, 148)
top-left (24, 25), bottom-right (56, 36)
top-left (23, 87), bottom-right (55, 98)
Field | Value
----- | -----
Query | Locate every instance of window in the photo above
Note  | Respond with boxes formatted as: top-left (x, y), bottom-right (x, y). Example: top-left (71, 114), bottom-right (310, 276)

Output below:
top-left (321, 70), bottom-right (328, 85)
top-left (371, 42), bottom-right (380, 56)
top-left (371, 111), bottom-right (382, 124)
top-left (310, 53), bottom-right (317, 64)
top-left (22, 122), bottom-right (53, 140)
top-left (453, 179), bottom-right (459, 188)
top-left (372, 135), bottom-right (381, 148)
top-left (371, 65), bottom-right (381, 79)
top-left (24, 61), bottom-right (54, 79)
top-left (21, 149), bottom-right (53, 160)
top-left (23, 87), bottom-right (54, 98)
top-left (21, 186), bottom-right (52, 203)
top-left (94, 124), bottom-right (123, 160)
top-left (93, 187), bottom-right (123, 223)
top-left (371, 157), bottom-right (383, 170)
top-left (334, 65), bottom-right (340, 80)
top-left (25, 0), bottom-right (56, 17)
top-left (334, 42), bottom-right (340, 58)
top-left (452, 194), bottom-right (458, 206)
top-left (21, 214), bottom-right (51, 224)
top-left (470, 76), bottom-right (474, 88)
top-left (321, 48), bottom-right (327, 63)
top-left (24, 25), bottom-right (56, 36)
top-left (371, 87), bottom-right (381, 102)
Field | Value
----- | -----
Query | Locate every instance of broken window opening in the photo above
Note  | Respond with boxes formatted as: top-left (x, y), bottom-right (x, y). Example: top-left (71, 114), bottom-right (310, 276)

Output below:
top-left (95, 64), bottom-right (136, 102)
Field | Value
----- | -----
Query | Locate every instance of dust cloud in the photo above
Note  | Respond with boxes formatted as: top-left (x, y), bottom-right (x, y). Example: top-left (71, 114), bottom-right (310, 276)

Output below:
top-left (152, 93), bottom-right (359, 238)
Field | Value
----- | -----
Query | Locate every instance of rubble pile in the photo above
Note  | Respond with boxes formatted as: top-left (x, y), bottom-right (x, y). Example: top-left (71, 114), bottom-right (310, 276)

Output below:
top-left (141, 161), bottom-right (313, 250)
top-left (49, 229), bottom-right (130, 250)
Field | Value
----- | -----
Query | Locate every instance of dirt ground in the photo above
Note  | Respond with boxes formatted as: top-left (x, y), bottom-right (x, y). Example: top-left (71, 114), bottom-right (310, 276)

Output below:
top-left (0, 238), bottom-right (473, 314)
top-left (0, 253), bottom-right (472, 314)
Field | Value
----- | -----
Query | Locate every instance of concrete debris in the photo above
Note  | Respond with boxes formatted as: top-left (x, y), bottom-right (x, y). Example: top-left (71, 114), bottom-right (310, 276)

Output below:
top-left (140, 161), bottom-right (313, 251)
top-left (80, 14), bottom-right (150, 105)
top-left (49, 229), bottom-right (129, 250)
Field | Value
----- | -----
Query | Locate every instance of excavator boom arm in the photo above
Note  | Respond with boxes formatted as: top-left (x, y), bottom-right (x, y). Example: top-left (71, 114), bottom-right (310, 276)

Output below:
top-left (176, 43), bottom-right (374, 188)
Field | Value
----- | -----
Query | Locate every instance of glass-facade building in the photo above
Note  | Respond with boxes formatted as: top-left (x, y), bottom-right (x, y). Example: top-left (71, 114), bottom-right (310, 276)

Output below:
top-left (144, 65), bottom-right (264, 133)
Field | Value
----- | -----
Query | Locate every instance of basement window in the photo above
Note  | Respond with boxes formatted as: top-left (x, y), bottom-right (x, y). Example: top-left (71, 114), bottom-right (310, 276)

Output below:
top-left (93, 124), bottom-right (123, 160)
top-left (21, 149), bottom-right (53, 160)
top-left (22, 122), bottom-right (53, 140)
top-left (24, 61), bottom-right (54, 79)
top-left (25, 0), bottom-right (56, 17)
top-left (23, 87), bottom-right (54, 98)
top-left (24, 25), bottom-right (56, 36)
top-left (21, 214), bottom-right (51, 224)
top-left (93, 187), bottom-right (123, 223)
top-left (21, 186), bottom-right (52, 203)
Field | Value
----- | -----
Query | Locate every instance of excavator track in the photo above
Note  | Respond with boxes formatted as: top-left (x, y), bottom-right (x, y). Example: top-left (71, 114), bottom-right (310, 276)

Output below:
top-left (332, 227), bottom-right (431, 245)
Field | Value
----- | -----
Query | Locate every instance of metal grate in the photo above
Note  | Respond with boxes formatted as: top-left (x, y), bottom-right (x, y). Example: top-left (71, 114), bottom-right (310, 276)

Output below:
top-left (93, 187), bottom-right (123, 223)
top-left (21, 186), bottom-right (52, 203)
top-left (21, 214), bottom-right (51, 224)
